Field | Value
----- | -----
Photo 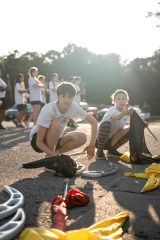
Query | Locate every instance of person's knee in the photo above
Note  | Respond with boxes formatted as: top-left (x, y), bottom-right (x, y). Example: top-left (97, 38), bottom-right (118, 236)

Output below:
top-left (80, 133), bottom-right (87, 144)
top-left (74, 133), bottom-right (87, 145)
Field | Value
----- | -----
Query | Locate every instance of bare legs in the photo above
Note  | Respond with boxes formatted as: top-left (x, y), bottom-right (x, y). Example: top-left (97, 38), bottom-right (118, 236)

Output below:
top-left (32, 104), bottom-right (41, 124)
top-left (45, 120), bottom-right (87, 154)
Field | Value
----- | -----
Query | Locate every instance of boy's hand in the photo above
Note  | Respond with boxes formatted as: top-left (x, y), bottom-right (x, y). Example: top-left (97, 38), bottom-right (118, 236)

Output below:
top-left (123, 106), bottom-right (133, 116)
top-left (84, 145), bottom-right (95, 160)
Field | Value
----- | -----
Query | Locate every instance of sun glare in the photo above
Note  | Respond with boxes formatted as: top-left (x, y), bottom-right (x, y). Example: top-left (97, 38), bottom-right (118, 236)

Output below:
top-left (1, 0), bottom-right (160, 60)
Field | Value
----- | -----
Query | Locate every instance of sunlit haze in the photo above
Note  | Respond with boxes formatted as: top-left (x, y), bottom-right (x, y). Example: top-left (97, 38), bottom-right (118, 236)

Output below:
top-left (1, 0), bottom-right (160, 61)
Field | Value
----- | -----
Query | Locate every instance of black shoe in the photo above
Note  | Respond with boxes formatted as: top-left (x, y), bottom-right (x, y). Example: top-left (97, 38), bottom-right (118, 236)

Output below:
top-left (17, 123), bottom-right (25, 128)
top-left (96, 149), bottom-right (106, 160)
top-left (107, 150), bottom-right (123, 158)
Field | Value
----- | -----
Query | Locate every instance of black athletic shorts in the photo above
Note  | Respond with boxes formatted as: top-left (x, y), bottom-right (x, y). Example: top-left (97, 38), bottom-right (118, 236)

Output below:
top-left (30, 101), bottom-right (41, 106)
top-left (17, 104), bottom-right (27, 111)
top-left (31, 132), bottom-right (61, 153)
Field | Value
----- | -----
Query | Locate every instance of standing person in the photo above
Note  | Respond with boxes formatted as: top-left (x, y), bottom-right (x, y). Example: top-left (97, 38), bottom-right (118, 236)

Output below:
top-left (96, 89), bottom-right (133, 160)
top-left (14, 73), bottom-right (28, 128)
top-left (74, 76), bottom-right (81, 106)
top-left (48, 73), bottom-right (61, 103)
top-left (38, 75), bottom-right (47, 108)
top-left (0, 72), bottom-right (8, 129)
top-left (30, 82), bottom-right (98, 159)
top-left (28, 67), bottom-right (44, 125)
top-left (67, 76), bottom-right (79, 128)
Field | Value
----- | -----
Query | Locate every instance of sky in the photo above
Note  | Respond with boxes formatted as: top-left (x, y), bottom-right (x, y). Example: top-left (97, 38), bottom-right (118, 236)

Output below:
top-left (1, 0), bottom-right (160, 61)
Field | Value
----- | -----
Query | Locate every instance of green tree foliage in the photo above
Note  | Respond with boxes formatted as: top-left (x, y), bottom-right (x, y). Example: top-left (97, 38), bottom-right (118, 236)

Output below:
top-left (0, 44), bottom-right (160, 114)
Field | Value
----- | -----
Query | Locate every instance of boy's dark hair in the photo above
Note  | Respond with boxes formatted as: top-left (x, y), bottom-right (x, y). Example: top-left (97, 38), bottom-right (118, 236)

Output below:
top-left (57, 82), bottom-right (76, 97)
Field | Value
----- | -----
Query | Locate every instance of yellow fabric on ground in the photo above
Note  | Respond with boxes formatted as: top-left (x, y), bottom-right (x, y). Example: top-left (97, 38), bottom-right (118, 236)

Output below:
top-left (120, 152), bottom-right (131, 163)
top-left (124, 163), bottom-right (160, 192)
top-left (19, 212), bottom-right (128, 240)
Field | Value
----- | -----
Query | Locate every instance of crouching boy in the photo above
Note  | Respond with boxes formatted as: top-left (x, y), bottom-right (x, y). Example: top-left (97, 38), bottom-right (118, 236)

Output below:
top-left (29, 82), bottom-right (98, 160)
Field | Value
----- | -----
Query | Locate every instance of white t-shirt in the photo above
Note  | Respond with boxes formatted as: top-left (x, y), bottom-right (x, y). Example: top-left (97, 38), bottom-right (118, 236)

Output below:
top-left (74, 83), bottom-right (81, 105)
top-left (14, 82), bottom-right (26, 104)
top-left (29, 101), bottom-right (88, 140)
top-left (100, 106), bottom-right (129, 138)
top-left (41, 86), bottom-right (46, 104)
top-left (0, 78), bottom-right (7, 98)
top-left (49, 81), bottom-right (58, 102)
top-left (28, 76), bottom-right (42, 102)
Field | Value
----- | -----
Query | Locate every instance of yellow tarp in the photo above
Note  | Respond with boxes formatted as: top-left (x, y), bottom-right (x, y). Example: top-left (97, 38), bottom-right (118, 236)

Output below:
top-left (19, 212), bottom-right (128, 240)
top-left (124, 163), bottom-right (160, 192)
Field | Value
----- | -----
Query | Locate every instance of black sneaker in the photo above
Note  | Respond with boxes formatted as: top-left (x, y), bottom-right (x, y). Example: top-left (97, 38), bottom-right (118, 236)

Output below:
top-left (17, 123), bottom-right (25, 128)
top-left (96, 149), bottom-right (106, 160)
top-left (107, 150), bottom-right (123, 158)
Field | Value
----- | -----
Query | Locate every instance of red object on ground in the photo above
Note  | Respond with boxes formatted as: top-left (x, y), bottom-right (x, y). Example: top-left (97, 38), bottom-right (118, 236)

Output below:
top-left (65, 189), bottom-right (89, 209)
top-left (52, 195), bottom-right (67, 231)
top-left (51, 186), bottom-right (89, 232)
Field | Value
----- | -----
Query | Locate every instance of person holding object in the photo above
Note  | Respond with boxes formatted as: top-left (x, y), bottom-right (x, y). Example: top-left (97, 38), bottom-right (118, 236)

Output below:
top-left (29, 82), bottom-right (98, 160)
top-left (28, 67), bottom-right (44, 124)
top-left (48, 73), bottom-right (61, 103)
top-left (14, 73), bottom-right (29, 128)
top-left (96, 89), bottom-right (133, 160)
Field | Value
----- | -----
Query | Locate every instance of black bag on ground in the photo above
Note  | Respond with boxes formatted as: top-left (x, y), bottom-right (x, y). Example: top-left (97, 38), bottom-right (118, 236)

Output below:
top-left (20, 154), bottom-right (77, 177)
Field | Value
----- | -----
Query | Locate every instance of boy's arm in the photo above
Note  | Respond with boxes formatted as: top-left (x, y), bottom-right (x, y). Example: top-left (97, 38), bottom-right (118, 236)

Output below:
top-left (85, 114), bottom-right (98, 160)
top-left (111, 106), bottom-right (132, 120)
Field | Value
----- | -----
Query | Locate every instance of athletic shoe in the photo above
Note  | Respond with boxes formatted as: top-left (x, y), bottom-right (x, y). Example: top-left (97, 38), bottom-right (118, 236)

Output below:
top-left (107, 150), bottom-right (123, 158)
top-left (17, 123), bottom-right (25, 128)
top-left (96, 149), bottom-right (106, 160)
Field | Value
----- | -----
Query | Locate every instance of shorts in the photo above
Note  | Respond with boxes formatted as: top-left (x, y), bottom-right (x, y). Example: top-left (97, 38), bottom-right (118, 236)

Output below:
top-left (0, 98), bottom-right (6, 110)
top-left (31, 132), bottom-right (61, 153)
top-left (17, 104), bottom-right (27, 111)
top-left (30, 101), bottom-right (41, 106)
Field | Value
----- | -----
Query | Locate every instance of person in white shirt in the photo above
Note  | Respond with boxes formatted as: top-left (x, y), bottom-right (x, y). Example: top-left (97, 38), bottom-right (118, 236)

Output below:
top-left (38, 75), bottom-right (48, 108)
top-left (48, 73), bottom-right (61, 103)
top-left (67, 76), bottom-right (81, 128)
top-left (0, 72), bottom-right (8, 129)
top-left (96, 89), bottom-right (133, 160)
top-left (74, 76), bottom-right (81, 105)
top-left (30, 82), bottom-right (98, 160)
top-left (14, 73), bottom-right (28, 127)
top-left (28, 67), bottom-right (44, 124)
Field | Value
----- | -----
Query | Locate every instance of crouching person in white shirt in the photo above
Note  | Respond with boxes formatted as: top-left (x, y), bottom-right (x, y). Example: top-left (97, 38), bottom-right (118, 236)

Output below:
top-left (29, 82), bottom-right (98, 160)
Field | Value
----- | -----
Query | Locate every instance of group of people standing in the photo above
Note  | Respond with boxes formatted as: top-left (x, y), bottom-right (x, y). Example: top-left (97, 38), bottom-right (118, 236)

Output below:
top-left (13, 67), bottom-right (83, 129)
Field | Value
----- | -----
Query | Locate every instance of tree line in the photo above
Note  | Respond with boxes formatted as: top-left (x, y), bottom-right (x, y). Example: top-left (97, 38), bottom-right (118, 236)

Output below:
top-left (0, 44), bottom-right (160, 114)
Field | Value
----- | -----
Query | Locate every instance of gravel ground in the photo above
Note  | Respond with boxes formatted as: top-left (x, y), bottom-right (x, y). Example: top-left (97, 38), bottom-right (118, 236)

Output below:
top-left (1, 120), bottom-right (160, 240)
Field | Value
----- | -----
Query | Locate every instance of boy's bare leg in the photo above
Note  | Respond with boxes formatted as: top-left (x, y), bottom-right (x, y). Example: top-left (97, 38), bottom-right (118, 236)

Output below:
top-left (32, 105), bottom-right (41, 124)
top-left (17, 109), bottom-right (25, 123)
top-left (58, 131), bottom-right (87, 153)
top-left (45, 120), bottom-right (60, 153)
